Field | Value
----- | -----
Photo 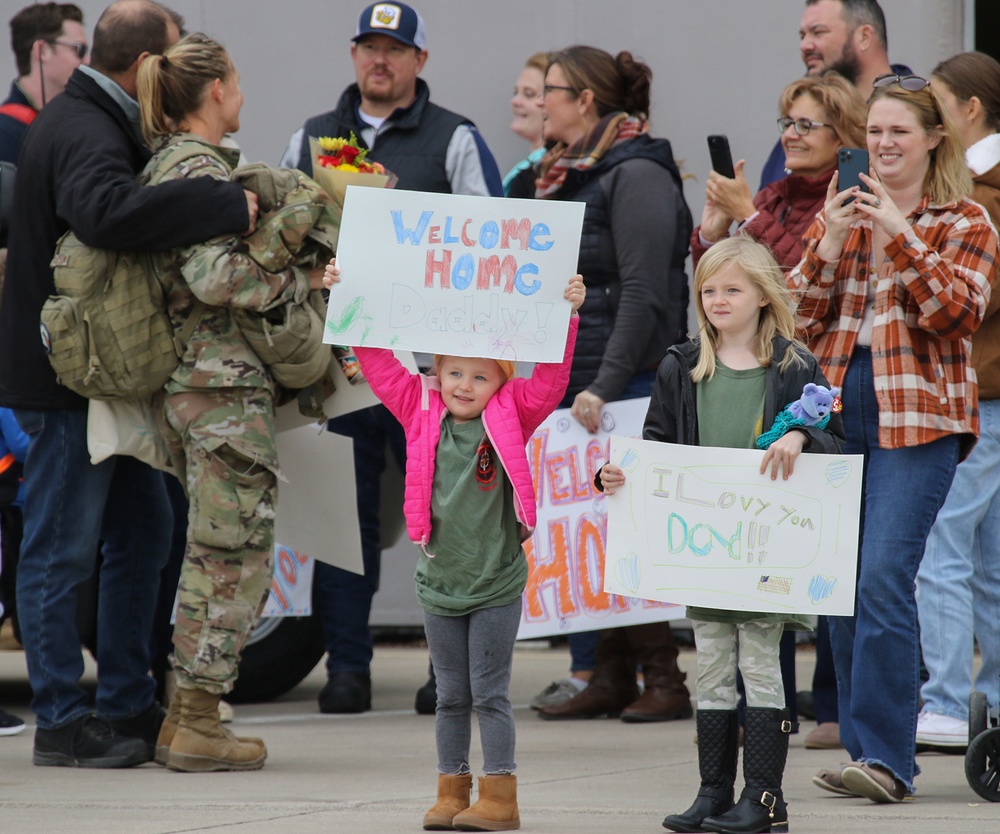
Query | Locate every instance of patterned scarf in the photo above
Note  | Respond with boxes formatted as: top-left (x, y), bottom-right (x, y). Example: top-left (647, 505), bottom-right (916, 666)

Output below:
top-left (535, 112), bottom-right (648, 199)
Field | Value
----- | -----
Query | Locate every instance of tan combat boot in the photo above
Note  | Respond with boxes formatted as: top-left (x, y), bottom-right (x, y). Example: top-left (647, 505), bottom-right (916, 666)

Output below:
top-left (423, 773), bottom-right (473, 830)
top-left (155, 693), bottom-right (264, 766)
top-left (165, 687), bottom-right (267, 772)
top-left (452, 774), bottom-right (520, 831)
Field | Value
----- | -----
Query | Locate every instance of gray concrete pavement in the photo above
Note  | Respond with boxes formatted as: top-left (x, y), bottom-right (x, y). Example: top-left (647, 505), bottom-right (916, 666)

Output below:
top-left (1, 642), bottom-right (998, 833)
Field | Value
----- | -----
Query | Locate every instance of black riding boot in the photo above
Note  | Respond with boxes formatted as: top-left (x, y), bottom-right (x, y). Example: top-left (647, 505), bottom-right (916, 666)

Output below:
top-left (663, 709), bottom-right (739, 832)
top-left (701, 707), bottom-right (794, 834)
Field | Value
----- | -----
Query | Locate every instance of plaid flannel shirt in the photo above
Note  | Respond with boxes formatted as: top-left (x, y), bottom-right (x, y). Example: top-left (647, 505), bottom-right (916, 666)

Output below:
top-left (787, 196), bottom-right (998, 452)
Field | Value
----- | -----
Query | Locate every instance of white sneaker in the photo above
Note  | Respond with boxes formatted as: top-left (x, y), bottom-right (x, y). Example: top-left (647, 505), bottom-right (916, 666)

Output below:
top-left (915, 711), bottom-right (967, 747)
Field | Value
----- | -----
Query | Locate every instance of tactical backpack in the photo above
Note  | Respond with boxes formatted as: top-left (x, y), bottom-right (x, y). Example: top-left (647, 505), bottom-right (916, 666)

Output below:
top-left (40, 142), bottom-right (215, 400)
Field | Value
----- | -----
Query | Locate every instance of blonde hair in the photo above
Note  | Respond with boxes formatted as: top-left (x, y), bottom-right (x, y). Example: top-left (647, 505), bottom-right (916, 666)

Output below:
top-left (867, 84), bottom-right (973, 203)
top-left (432, 355), bottom-right (516, 382)
top-left (691, 236), bottom-right (806, 383)
top-left (136, 32), bottom-right (233, 146)
top-left (524, 51), bottom-right (549, 75)
top-left (779, 71), bottom-right (867, 150)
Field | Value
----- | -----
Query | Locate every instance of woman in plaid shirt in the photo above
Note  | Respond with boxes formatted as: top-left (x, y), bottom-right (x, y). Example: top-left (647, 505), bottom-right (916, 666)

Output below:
top-left (788, 75), bottom-right (999, 805)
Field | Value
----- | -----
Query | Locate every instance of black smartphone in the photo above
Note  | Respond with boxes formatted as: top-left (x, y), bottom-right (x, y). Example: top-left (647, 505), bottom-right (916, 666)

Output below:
top-left (837, 147), bottom-right (870, 203)
top-left (707, 135), bottom-right (735, 179)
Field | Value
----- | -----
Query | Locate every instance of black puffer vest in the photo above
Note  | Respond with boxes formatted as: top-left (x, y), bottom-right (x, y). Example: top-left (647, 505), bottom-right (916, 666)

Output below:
top-left (549, 134), bottom-right (692, 400)
top-left (297, 80), bottom-right (470, 194)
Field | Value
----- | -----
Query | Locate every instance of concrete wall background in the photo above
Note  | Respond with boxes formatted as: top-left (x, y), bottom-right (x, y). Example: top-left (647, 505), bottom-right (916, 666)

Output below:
top-left (16, 0), bottom-right (965, 223)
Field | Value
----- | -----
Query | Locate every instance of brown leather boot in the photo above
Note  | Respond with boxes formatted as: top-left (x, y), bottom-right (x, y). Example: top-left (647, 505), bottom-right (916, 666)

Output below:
top-left (453, 774), bottom-right (520, 831)
top-left (620, 622), bottom-right (693, 723)
top-left (423, 773), bottom-right (473, 830)
top-left (166, 688), bottom-right (267, 772)
top-left (155, 693), bottom-right (265, 766)
top-left (536, 629), bottom-right (638, 720)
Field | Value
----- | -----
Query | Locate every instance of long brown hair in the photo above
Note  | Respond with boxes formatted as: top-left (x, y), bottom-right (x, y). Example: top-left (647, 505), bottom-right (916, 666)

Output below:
top-left (933, 51), bottom-right (1000, 134)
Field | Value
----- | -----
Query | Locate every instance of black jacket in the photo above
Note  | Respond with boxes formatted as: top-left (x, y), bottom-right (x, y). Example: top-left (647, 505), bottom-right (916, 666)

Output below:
top-left (545, 133), bottom-right (693, 404)
top-left (0, 69), bottom-right (248, 410)
top-left (643, 337), bottom-right (845, 454)
top-left (296, 79), bottom-right (471, 194)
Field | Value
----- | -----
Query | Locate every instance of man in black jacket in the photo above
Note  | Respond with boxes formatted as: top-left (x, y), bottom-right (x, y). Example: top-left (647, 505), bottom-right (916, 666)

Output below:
top-left (280, 2), bottom-right (502, 716)
top-left (0, 0), bottom-right (256, 769)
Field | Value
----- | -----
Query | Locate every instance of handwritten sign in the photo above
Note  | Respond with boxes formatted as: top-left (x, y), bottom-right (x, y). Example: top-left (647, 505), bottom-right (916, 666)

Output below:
top-left (604, 438), bottom-right (863, 616)
top-left (326, 187), bottom-right (585, 362)
top-left (517, 400), bottom-right (683, 640)
top-left (261, 545), bottom-right (315, 616)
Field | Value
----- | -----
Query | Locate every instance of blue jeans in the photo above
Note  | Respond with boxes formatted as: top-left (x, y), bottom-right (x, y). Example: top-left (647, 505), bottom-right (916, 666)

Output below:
top-left (828, 349), bottom-right (959, 792)
top-left (917, 397), bottom-right (1000, 719)
top-left (14, 409), bottom-right (171, 729)
top-left (316, 404), bottom-right (406, 674)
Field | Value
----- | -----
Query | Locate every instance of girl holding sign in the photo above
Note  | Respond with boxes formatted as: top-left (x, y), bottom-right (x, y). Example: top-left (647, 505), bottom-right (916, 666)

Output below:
top-left (325, 262), bottom-right (584, 832)
top-left (599, 237), bottom-right (843, 834)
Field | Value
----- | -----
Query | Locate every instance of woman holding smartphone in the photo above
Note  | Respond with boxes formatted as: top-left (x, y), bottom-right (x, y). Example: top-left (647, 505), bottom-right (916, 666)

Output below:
top-left (693, 73), bottom-right (865, 270)
top-left (789, 74), bottom-right (999, 803)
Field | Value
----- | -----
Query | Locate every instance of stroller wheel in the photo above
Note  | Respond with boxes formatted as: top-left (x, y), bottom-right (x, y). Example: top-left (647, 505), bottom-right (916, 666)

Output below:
top-left (965, 727), bottom-right (1000, 802)
top-left (970, 691), bottom-right (989, 741)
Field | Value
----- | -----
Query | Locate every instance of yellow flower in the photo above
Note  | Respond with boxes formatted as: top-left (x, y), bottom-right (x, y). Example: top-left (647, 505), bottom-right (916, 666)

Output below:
top-left (318, 136), bottom-right (349, 152)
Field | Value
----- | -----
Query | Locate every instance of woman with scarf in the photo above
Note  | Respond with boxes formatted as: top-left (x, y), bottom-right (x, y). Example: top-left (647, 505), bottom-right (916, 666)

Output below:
top-left (532, 45), bottom-right (695, 723)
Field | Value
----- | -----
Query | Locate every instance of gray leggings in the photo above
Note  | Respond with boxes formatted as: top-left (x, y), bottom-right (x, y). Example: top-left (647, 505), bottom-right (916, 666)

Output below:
top-left (423, 600), bottom-right (521, 775)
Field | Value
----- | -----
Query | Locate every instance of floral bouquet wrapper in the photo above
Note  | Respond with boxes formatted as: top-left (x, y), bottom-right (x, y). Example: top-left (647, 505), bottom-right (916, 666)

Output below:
top-left (308, 135), bottom-right (398, 210)
top-left (309, 135), bottom-right (397, 384)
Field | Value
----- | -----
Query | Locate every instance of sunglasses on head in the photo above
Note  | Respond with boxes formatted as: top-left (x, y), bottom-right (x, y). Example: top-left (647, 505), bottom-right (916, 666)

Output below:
top-left (868, 73), bottom-right (930, 103)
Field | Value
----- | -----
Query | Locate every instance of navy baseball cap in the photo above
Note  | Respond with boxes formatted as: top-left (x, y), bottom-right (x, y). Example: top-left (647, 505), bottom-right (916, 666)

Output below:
top-left (353, 3), bottom-right (427, 49)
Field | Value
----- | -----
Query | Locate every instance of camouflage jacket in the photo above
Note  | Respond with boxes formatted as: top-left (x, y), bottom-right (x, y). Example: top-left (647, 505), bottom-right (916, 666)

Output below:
top-left (141, 133), bottom-right (314, 393)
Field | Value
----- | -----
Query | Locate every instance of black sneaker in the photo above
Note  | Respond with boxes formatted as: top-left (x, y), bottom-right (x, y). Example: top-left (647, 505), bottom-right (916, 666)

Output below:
top-left (108, 702), bottom-right (164, 761)
top-left (0, 706), bottom-right (26, 736)
top-left (318, 671), bottom-right (371, 713)
top-left (33, 714), bottom-right (150, 768)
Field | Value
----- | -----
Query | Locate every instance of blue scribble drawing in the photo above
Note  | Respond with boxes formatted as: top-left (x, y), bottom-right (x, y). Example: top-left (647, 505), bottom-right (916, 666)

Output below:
top-left (620, 448), bottom-right (639, 471)
top-left (601, 411), bottom-right (616, 433)
top-left (825, 459), bottom-right (852, 488)
top-left (808, 574), bottom-right (838, 604)
top-left (614, 552), bottom-right (641, 595)
top-left (592, 496), bottom-right (607, 518)
top-left (556, 417), bottom-right (571, 433)
top-left (758, 575), bottom-right (791, 595)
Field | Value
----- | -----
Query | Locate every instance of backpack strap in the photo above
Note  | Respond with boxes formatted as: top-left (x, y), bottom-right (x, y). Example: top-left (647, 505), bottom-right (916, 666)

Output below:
top-left (0, 102), bottom-right (37, 126)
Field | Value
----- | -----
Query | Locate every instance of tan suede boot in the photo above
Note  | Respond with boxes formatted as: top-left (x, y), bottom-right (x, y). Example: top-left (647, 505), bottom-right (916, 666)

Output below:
top-left (155, 694), bottom-right (264, 766)
top-left (423, 773), bottom-right (473, 830)
top-left (452, 775), bottom-right (520, 831)
top-left (166, 688), bottom-right (267, 772)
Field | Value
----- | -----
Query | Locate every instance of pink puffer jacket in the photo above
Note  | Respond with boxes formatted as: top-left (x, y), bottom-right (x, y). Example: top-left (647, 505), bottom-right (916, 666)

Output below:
top-left (355, 317), bottom-right (578, 546)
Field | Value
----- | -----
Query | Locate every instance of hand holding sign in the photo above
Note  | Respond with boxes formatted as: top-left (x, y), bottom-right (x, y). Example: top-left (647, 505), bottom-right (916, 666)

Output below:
top-left (325, 188), bottom-right (585, 362)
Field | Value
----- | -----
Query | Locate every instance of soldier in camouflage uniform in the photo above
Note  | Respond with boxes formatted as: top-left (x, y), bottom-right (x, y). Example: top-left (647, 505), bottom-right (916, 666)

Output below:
top-left (136, 33), bottom-right (326, 772)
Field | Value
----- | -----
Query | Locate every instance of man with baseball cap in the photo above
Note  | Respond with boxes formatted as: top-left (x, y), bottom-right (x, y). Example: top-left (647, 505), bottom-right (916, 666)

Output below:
top-left (280, 3), bottom-right (502, 716)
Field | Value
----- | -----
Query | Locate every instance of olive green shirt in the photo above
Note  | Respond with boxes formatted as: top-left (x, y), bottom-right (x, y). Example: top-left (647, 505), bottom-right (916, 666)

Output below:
top-left (415, 416), bottom-right (527, 616)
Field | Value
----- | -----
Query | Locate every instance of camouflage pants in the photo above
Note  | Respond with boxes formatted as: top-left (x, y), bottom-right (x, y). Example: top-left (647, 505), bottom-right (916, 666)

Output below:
top-left (692, 619), bottom-right (785, 710)
top-left (161, 388), bottom-right (278, 694)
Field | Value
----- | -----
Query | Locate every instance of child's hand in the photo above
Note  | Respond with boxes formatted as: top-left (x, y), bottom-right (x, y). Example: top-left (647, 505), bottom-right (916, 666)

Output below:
top-left (323, 258), bottom-right (340, 290)
top-left (565, 274), bottom-right (585, 314)
top-left (599, 463), bottom-right (626, 495)
top-left (759, 430), bottom-right (807, 481)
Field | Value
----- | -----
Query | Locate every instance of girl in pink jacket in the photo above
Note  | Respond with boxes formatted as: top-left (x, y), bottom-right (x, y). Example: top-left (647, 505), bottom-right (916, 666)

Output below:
top-left (325, 265), bottom-right (583, 831)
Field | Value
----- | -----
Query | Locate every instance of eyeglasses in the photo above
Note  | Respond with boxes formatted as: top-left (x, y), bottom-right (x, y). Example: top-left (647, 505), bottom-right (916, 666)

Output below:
top-left (777, 116), bottom-right (833, 136)
top-left (868, 73), bottom-right (930, 102)
top-left (543, 85), bottom-right (576, 97)
top-left (49, 40), bottom-right (88, 60)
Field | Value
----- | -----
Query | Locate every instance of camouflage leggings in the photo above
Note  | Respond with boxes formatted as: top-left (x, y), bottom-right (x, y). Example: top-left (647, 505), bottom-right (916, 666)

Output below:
top-left (692, 619), bottom-right (785, 711)
top-left (161, 388), bottom-right (278, 694)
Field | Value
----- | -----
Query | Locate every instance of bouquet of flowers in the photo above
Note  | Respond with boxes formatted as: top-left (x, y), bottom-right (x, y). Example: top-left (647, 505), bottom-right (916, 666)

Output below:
top-left (310, 134), bottom-right (397, 386)
top-left (309, 134), bottom-right (397, 209)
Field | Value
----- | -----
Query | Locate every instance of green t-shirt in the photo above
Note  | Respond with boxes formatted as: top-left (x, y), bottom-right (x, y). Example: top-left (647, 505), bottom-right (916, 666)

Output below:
top-left (691, 361), bottom-right (812, 630)
top-left (415, 416), bottom-right (528, 616)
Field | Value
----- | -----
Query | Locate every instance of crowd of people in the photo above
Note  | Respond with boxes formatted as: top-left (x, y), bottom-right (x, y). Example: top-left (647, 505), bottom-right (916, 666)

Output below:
top-left (0, 0), bottom-right (998, 831)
